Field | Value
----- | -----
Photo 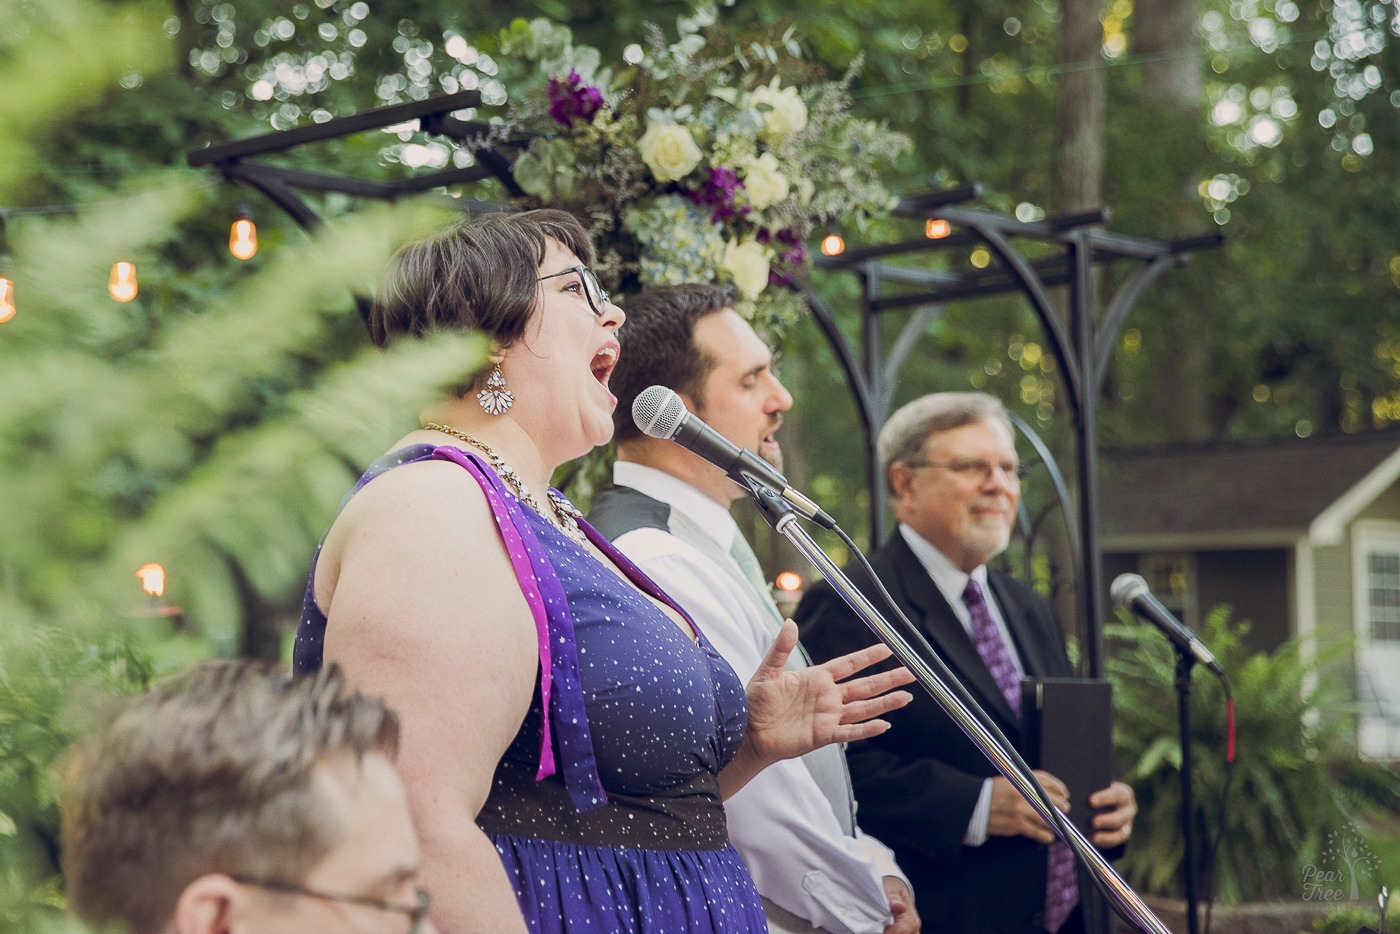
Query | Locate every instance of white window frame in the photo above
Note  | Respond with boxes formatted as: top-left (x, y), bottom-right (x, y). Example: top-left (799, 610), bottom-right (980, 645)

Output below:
top-left (1351, 519), bottom-right (1400, 759)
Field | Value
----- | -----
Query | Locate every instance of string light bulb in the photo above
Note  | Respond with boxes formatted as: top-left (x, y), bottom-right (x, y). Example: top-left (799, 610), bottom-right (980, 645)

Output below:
top-left (0, 273), bottom-right (15, 324)
top-left (925, 218), bottom-right (952, 239)
top-left (0, 210), bottom-right (13, 323)
top-left (136, 562), bottom-right (166, 598)
top-left (820, 234), bottom-right (845, 256)
top-left (229, 206), bottom-right (258, 260)
top-left (108, 261), bottom-right (138, 302)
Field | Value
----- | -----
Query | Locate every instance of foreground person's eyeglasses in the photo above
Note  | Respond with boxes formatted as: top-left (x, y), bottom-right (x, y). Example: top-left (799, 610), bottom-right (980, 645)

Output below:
top-left (229, 875), bottom-right (430, 934)
top-left (539, 265), bottom-right (610, 317)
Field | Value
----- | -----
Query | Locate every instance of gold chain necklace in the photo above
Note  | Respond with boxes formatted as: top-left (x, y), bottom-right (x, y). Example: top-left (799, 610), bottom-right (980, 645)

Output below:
top-left (421, 422), bottom-right (585, 544)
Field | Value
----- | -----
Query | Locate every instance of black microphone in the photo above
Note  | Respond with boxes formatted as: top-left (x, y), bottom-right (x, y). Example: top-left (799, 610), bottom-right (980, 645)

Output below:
top-left (1110, 573), bottom-right (1223, 676)
top-left (632, 385), bottom-right (836, 529)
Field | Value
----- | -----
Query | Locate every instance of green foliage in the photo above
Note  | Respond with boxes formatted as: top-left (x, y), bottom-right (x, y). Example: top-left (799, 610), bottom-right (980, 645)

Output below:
top-left (0, 619), bottom-right (152, 931)
top-left (0, 0), bottom-right (174, 198)
top-left (1, 197), bottom-right (480, 639)
top-left (1108, 606), bottom-right (1400, 903)
top-left (1309, 904), bottom-right (1385, 934)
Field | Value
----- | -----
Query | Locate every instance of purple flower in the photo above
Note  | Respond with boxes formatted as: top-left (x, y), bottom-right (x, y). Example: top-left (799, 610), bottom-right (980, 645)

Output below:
top-left (688, 167), bottom-right (750, 223)
top-left (767, 237), bottom-right (810, 288)
top-left (546, 69), bottom-right (604, 126)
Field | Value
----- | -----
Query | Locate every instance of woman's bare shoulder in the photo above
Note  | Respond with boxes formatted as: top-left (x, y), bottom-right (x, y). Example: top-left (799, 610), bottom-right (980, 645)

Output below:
top-left (319, 456), bottom-right (531, 652)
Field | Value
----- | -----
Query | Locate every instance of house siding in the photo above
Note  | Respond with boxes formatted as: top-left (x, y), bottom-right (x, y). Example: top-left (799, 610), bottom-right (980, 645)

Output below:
top-left (1312, 540), bottom-right (1354, 645)
top-left (1366, 483), bottom-right (1400, 522)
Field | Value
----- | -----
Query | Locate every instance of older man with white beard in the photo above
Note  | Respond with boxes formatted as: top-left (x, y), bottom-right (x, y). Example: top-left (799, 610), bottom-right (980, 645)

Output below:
top-left (795, 392), bottom-right (1136, 934)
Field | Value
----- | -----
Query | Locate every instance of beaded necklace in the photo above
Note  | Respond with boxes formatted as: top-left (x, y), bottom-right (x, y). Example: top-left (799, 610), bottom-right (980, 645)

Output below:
top-left (421, 422), bottom-right (585, 544)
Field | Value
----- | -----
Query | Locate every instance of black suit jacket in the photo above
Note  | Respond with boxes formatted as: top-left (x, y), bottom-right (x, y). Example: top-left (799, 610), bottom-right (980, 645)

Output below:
top-left (794, 531), bottom-right (1079, 934)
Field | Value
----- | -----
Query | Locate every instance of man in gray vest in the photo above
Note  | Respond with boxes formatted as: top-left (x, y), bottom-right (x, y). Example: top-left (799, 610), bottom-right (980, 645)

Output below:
top-left (588, 284), bottom-right (919, 934)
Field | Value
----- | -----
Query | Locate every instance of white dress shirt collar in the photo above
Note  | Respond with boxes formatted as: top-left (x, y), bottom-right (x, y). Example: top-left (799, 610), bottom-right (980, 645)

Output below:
top-left (895, 523), bottom-right (1024, 678)
top-left (896, 523), bottom-right (990, 615)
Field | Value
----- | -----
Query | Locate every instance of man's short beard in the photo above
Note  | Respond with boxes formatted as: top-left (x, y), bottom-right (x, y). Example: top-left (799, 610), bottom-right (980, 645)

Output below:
top-left (965, 519), bottom-right (1012, 564)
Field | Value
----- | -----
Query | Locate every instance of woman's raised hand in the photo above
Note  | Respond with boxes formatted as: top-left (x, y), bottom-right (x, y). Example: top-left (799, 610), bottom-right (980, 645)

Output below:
top-left (743, 619), bottom-right (915, 765)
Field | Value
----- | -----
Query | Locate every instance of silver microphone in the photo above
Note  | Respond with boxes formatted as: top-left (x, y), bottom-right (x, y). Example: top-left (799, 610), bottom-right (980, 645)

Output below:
top-left (633, 385), bottom-right (835, 529)
top-left (1110, 573), bottom-right (1223, 675)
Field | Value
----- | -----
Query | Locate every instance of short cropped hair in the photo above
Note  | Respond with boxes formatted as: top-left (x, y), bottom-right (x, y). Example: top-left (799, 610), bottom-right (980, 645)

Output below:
top-left (878, 392), bottom-right (1016, 494)
top-left (369, 208), bottom-right (595, 350)
top-left (610, 283), bottom-right (738, 443)
top-left (61, 660), bottom-right (399, 934)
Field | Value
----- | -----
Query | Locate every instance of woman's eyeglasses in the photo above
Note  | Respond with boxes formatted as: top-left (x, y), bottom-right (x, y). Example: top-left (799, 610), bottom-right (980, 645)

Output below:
top-left (229, 874), bottom-right (430, 934)
top-left (538, 265), bottom-right (610, 317)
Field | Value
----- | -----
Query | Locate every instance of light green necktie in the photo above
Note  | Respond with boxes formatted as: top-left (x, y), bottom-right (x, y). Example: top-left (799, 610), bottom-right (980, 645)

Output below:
top-left (729, 532), bottom-right (785, 626)
top-left (727, 528), bottom-right (856, 835)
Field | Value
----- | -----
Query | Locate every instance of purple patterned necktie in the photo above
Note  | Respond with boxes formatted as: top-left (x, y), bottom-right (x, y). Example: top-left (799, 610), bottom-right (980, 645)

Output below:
top-left (962, 579), bottom-right (1078, 932)
top-left (962, 578), bottom-right (1022, 716)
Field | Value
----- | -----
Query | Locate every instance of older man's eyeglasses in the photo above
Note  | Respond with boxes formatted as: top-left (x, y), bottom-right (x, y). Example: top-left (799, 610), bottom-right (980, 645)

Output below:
top-left (538, 265), bottom-right (610, 317)
top-left (908, 459), bottom-right (1029, 484)
top-left (230, 875), bottom-right (430, 934)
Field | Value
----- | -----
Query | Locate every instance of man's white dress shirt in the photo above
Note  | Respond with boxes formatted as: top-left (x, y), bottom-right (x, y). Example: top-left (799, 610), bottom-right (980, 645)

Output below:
top-left (608, 462), bottom-right (905, 934)
top-left (897, 523), bottom-right (1023, 847)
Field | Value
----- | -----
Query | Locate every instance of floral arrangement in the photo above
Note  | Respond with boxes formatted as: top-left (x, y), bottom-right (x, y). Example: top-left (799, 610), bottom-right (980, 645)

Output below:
top-left (484, 8), bottom-right (910, 331)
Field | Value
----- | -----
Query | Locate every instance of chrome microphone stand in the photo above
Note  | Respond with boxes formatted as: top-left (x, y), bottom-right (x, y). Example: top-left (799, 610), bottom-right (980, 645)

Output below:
top-left (744, 481), bottom-right (1170, 934)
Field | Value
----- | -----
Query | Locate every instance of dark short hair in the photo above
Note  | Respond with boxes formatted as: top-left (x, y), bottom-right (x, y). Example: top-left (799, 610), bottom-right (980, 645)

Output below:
top-left (610, 283), bottom-right (738, 443)
top-left (369, 208), bottom-right (595, 349)
top-left (61, 660), bottom-right (399, 934)
top-left (879, 392), bottom-right (1016, 493)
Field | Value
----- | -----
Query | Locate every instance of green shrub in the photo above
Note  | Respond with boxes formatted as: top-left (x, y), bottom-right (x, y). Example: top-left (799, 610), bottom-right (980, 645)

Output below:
top-left (0, 620), bottom-right (152, 931)
top-left (1107, 606), bottom-right (1399, 904)
top-left (1309, 903), bottom-right (1383, 934)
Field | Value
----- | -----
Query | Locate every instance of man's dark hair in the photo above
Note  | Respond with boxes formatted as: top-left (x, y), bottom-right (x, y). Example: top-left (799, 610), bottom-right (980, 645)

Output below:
top-left (611, 283), bottom-right (738, 443)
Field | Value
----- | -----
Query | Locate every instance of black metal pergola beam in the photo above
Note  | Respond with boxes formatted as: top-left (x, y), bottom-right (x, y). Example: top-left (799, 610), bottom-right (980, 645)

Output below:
top-left (186, 89), bottom-right (529, 232)
top-left (189, 90), bottom-right (484, 165)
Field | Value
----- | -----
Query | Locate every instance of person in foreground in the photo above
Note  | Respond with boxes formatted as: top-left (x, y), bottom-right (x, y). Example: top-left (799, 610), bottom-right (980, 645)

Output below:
top-left (291, 210), bottom-right (915, 934)
top-left (587, 283), bottom-right (919, 934)
top-left (795, 392), bottom-right (1137, 934)
top-left (61, 659), bottom-right (430, 934)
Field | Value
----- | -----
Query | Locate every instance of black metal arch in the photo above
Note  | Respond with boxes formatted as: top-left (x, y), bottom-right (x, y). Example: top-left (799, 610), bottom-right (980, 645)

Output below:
top-left (187, 93), bottom-right (1222, 677)
top-left (806, 189), bottom-right (1222, 675)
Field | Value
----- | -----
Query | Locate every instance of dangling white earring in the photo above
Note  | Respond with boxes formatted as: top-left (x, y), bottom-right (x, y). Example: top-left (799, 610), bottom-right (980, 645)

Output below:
top-left (477, 362), bottom-right (514, 415)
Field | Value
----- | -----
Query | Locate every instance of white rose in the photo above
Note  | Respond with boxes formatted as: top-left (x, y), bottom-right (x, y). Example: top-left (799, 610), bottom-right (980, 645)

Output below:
top-left (637, 121), bottom-right (703, 182)
top-left (749, 79), bottom-right (808, 141)
top-left (795, 177), bottom-right (815, 205)
top-left (742, 151), bottom-right (790, 210)
top-left (721, 238), bottom-right (772, 299)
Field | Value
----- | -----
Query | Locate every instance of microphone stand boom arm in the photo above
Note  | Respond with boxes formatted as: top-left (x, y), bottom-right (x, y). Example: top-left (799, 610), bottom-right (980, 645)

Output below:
top-left (743, 481), bottom-right (1169, 934)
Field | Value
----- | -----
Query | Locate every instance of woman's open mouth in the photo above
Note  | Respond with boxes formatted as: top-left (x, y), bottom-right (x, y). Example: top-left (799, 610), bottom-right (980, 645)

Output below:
top-left (591, 343), bottom-right (619, 386)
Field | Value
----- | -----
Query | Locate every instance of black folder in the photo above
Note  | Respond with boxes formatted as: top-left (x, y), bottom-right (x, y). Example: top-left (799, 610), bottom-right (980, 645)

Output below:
top-left (1020, 677), bottom-right (1114, 837)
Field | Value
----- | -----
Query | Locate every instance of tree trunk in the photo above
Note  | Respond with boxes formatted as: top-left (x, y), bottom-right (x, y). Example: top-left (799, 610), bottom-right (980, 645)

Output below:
top-left (1136, 0), bottom-right (1201, 104)
top-left (1054, 0), bottom-right (1106, 213)
top-left (1135, 0), bottom-right (1216, 441)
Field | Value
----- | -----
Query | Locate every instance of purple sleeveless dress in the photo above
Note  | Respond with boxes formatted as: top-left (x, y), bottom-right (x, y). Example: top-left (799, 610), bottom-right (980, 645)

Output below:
top-left (293, 445), bottom-right (766, 934)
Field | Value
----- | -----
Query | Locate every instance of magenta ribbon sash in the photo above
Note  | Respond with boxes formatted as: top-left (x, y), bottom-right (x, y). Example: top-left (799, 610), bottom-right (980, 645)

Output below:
top-left (431, 447), bottom-right (607, 812)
